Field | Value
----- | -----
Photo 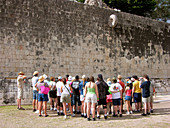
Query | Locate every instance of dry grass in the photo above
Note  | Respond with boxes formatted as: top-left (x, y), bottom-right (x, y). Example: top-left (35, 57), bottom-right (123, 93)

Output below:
top-left (0, 95), bottom-right (170, 128)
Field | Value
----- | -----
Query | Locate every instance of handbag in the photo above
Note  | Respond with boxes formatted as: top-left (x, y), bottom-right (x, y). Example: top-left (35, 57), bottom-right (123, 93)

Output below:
top-left (64, 84), bottom-right (72, 97)
top-left (40, 83), bottom-right (50, 94)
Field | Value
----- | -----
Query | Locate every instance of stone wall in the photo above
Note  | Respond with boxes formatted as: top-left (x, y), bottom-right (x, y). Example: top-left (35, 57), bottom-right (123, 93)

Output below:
top-left (0, 0), bottom-right (170, 105)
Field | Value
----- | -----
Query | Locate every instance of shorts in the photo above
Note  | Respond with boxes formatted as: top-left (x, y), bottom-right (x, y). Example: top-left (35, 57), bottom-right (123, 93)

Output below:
top-left (142, 97), bottom-right (150, 103)
top-left (125, 96), bottom-right (132, 101)
top-left (80, 95), bottom-right (84, 102)
top-left (57, 96), bottom-right (63, 107)
top-left (61, 94), bottom-right (71, 103)
top-left (97, 98), bottom-right (107, 106)
top-left (150, 95), bottom-right (153, 103)
top-left (38, 93), bottom-right (49, 102)
top-left (17, 88), bottom-right (23, 99)
top-left (49, 90), bottom-right (57, 98)
top-left (112, 98), bottom-right (121, 106)
top-left (133, 93), bottom-right (141, 103)
top-left (72, 94), bottom-right (81, 106)
top-left (86, 94), bottom-right (97, 103)
top-left (33, 90), bottom-right (38, 100)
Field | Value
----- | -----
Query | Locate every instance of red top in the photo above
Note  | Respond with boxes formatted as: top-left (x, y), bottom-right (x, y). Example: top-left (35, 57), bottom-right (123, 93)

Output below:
top-left (126, 89), bottom-right (132, 96)
top-left (118, 80), bottom-right (125, 92)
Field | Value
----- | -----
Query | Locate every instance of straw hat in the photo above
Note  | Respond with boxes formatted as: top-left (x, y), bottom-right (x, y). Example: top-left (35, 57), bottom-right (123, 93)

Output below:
top-left (33, 71), bottom-right (39, 76)
top-left (39, 76), bottom-right (45, 82)
top-left (18, 72), bottom-right (24, 75)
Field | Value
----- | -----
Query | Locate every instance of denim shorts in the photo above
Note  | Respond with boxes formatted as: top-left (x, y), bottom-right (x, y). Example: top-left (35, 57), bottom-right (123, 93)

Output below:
top-left (33, 90), bottom-right (38, 100)
top-left (72, 94), bottom-right (81, 106)
top-left (133, 93), bottom-right (141, 103)
top-left (125, 96), bottom-right (132, 101)
top-left (38, 93), bottom-right (49, 102)
top-left (112, 98), bottom-right (121, 106)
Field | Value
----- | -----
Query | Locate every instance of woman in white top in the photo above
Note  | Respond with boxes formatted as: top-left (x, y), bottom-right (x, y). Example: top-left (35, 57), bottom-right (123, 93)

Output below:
top-left (61, 78), bottom-right (75, 119)
top-left (84, 76), bottom-right (99, 121)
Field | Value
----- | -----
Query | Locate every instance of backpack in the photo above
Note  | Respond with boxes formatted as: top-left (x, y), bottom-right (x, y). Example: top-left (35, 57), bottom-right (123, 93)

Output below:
top-left (40, 83), bottom-right (50, 94)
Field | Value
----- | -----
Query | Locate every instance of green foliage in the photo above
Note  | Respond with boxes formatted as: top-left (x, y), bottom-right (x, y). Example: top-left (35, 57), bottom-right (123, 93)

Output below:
top-left (152, 0), bottom-right (170, 22)
top-left (77, 0), bottom-right (85, 2)
top-left (102, 0), bottom-right (157, 17)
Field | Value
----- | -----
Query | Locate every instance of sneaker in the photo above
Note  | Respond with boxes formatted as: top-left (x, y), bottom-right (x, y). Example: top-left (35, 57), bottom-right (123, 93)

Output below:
top-left (81, 114), bottom-right (84, 117)
top-left (35, 110), bottom-right (39, 113)
top-left (39, 115), bottom-right (42, 117)
top-left (130, 111), bottom-right (133, 114)
top-left (97, 116), bottom-right (100, 119)
top-left (45, 115), bottom-right (49, 117)
top-left (64, 115), bottom-right (68, 119)
top-left (150, 110), bottom-right (153, 113)
top-left (73, 111), bottom-right (76, 114)
top-left (77, 111), bottom-right (81, 114)
top-left (61, 112), bottom-right (64, 115)
top-left (113, 114), bottom-right (118, 117)
top-left (147, 112), bottom-right (150, 115)
top-left (18, 107), bottom-right (25, 110)
top-left (104, 115), bottom-right (107, 120)
top-left (50, 108), bottom-right (53, 111)
top-left (141, 113), bottom-right (147, 116)
top-left (54, 108), bottom-right (57, 111)
top-left (57, 112), bottom-right (60, 115)
top-left (92, 118), bottom-right (96, 121)
top-left (84, 115), bottom-right (87, 118)
top-left (33, 109), bottom-right (36, 112)
top-left (126, 112), bottom-right (130, 115)
top-left (71, 114), bottom-right (75, 117)
top-left (120, 114), bottom-right (122, 117)
top-left (87, 118), bottom-right (91, 121)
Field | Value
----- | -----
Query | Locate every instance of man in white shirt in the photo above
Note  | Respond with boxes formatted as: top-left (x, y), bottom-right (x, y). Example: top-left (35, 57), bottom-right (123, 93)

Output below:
top-left (56, 76), bottom-right (64, 115)
top-left (32, 71), bottom-right (39, 112)
top-left (110, 77), bottom-right (122, 117)
top-left (17, 72), bottom-right (26, 110)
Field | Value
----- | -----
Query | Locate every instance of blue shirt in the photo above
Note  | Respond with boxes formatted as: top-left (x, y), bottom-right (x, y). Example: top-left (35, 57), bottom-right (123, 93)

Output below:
top-left (79, 81), bottom-right (88, 95)
top-left (140, 81), bottom-right (150, 98)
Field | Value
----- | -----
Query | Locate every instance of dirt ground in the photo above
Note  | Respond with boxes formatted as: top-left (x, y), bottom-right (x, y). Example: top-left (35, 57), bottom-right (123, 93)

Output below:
top-left (0, 95), bottom-right (170, 128)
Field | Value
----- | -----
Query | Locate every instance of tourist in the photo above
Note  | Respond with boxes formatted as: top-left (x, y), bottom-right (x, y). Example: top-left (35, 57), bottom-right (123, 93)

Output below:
top-left (71, 75), bottom-right (81, 114)
top-left (125, 80), bottom-right (133, 114)
top-left (150, 80), bottom-right (155, 113)
top-left (56, 76), bottom-right (64, 115)
top-left (117, 75), bottom-right (125, 112)
top-left (110, 77), bottom-right (123, 117)
top-left (96, 74), bottom-right (109, 119)
top-left (32, 71), bottom-right (39, 112)
top-left (35, 76), bottom-right (50, 117)
top-left (84, 76), bottom-right (99, 121)
top-left (49, 76), bottom-right (57, 111)
top-left (17, 72), bottom-right (27, 110)
top-left (106, 78), bottom-right (112, 115)
top-left (61, 78), bottom-right (75, 119)
top-left (140, 74), bottom-right (151, 116)
top-left (132, 75), bottom-right (142, 112)
top-left (79, 75), bottom-right (88, 117)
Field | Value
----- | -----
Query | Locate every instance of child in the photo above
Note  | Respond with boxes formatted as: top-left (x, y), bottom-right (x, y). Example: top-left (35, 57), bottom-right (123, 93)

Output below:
top-left (125, 81), bottom-right (133, 114)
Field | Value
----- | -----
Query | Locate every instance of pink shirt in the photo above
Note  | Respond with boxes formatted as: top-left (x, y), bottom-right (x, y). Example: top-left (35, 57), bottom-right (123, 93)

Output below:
top-left (126, 89), bottom-right (132, 96)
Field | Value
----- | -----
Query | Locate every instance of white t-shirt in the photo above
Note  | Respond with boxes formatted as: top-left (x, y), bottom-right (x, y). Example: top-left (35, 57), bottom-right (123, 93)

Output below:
top-left (17, 75), bottom-right (24, 89)
top-left (56, 81), bottom-right (64, 96)
top-left (32, 76), bottom-right (39, 90)
top-left (110, 83), bottom-right (122, 99)
top-left (62, 81), bottom-right (71, 95)
top-left (49, 81), bottom-right (56, 90)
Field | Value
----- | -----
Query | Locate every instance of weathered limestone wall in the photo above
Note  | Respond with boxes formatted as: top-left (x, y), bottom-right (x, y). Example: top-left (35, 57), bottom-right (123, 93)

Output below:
top-left (0, 0), bottom-right (170, 105)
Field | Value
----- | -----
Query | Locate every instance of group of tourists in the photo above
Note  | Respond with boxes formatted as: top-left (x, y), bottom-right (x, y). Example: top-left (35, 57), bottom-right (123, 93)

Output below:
top-left (16, 71), bottom-right (155, 121)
